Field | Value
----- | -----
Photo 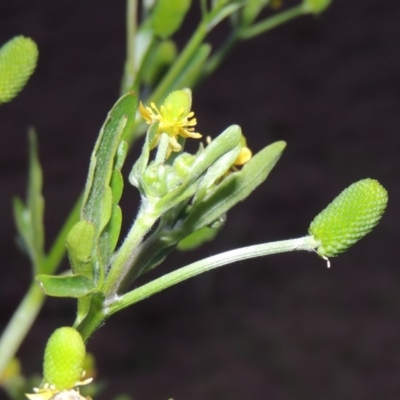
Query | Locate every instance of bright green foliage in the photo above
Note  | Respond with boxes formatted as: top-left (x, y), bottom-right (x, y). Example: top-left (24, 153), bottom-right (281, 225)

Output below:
top-left (309, 179), bottom-right (388, 257)
top-left (43, 327), bottom-right (85, 390)
top-left (303, 0), bottom-right (332, 14)
top-left (0, 36), bottom-right (38, 103)
top-left (151, 0), bottom-right (192, 38)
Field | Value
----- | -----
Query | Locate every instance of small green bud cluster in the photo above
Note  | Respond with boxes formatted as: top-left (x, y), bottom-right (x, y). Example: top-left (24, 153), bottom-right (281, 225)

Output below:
top-left (142, 153), bottom-right (196, 198)
top-left (0, 36), bottom-right (38, 103)
top-left (309, 179), bottom-right (388, 258)
top-left (43, 327), bottom-right (86, 390)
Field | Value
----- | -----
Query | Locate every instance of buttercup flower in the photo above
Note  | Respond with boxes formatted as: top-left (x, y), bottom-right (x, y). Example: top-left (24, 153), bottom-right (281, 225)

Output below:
top-left (139, 89), bottom-right (201, 157)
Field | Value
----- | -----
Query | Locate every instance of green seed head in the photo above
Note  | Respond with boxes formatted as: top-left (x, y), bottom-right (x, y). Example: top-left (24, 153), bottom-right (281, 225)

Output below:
top-left (0, 36), bottom-right (38, 103)
top-left (309, 179), bottom-right (388, 258)
top-left (43, 327), bottom-right (86, 390)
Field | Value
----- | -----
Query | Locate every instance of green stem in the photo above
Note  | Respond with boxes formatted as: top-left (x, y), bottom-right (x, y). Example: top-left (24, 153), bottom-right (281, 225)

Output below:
top-left (102, 206), bottom-right (159, 297)
top-left (239, 5), bottom-right (306, 39)
top-left (0, 283), bottom-right (44, 376)
top-left (121, 0), bottom-right (138, 94)
top-left (0, 199), bottom-right (80, 376)
top-left (107, 235), bottom-right (320, 315)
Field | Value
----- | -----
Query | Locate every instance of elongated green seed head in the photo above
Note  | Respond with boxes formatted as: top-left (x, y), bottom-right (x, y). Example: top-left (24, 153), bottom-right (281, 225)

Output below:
top-left (0, 36), bottom-right (38, 103)
top-left (43, 327), bottom-right (85, 390)
top-left (309, 179), bottom-right (388, 258)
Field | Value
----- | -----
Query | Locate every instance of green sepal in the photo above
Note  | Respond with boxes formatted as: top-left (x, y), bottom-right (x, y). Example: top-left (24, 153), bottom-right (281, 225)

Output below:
top-left (36, 274), bottom-right (96, 298)
top-left (151, 0), bottom-right (192, 38)
top-left (155, 124), bottom-right (242, 213)
top-left (181, 141), bottom-right (286, 234)
top-left (0, 36), bottom-right (38, 103)
top-left (309, 178), bottom-right (388, 258)
top-left (12, 129), bottom-right (45, 273)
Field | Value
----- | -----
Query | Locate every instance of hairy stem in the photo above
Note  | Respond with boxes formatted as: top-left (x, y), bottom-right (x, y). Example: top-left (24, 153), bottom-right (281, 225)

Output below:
top-left (108, 236), bottom-right (320, 315)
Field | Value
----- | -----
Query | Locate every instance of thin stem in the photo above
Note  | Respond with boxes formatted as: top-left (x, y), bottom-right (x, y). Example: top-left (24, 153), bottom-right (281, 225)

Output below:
top-left (0, 283), bottom-right (44, 376)
top-left (0, 198), bottom-right (80, 376)
top-left (121, 0), bottom-right (138, 94)
top-left (102, 206), bottom-right (159, 297)
top-left (239, 5), bottom-right (306, 39)
top-left (107, 236), bottom-right (320, 315)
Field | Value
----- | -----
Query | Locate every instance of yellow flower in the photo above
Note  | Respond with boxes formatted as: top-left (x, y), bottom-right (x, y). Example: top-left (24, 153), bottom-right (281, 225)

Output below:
top-left (25, 374), bottom-right (92, 400)
top-left (139, 89), bottom-right (201, 157)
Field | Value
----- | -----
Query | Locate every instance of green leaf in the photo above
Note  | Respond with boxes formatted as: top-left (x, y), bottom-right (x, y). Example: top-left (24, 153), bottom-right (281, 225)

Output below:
top-left (151, 0), bottom-right (192, 38)
top-left (12, 129), bottom-right (45, 273)
top-left (36, 274), bottom-right (96, 298)
top-left (181, 141), bottom-right (286, 233)
top-left (80, 93), bottom-right (137, 277)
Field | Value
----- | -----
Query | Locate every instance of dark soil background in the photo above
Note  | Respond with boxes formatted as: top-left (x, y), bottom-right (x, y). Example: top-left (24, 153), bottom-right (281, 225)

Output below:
top-left (1, 1), bottom-right (400, 400)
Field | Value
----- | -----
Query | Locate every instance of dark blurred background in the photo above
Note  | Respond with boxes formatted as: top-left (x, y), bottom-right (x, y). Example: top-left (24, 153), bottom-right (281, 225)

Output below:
top-left (1, 1), bottom-right (400, 399)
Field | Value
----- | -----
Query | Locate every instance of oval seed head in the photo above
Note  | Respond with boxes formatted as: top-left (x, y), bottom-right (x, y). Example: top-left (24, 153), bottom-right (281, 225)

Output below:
top-left (308, 179), bottom-right (388, 258)
top-left (43, 327), bottom-right (86, 390)
top-left (0, 36), bottom-right (38, 103)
